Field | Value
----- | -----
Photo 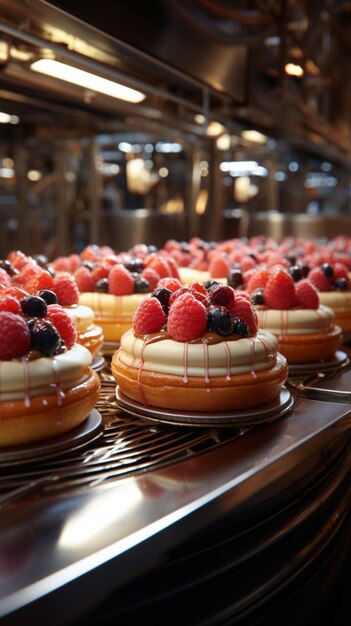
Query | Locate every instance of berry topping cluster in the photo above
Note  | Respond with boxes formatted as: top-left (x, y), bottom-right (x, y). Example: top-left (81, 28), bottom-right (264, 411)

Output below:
top-left (132, 281), bottom-right (258, 342)
top-left (246, 266), bottom-right (319, 310)
top-left (307, 263), bottom-right (351, 292)
top-left (0, 288), bottom-right (77, 360)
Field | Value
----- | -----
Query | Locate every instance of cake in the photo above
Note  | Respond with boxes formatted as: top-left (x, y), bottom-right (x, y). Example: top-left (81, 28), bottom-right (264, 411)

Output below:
top-left (112, 283), bottom-right (288, 412)
top-left (247, 266), bottom-right (342, 364)
top-left (0, 290), bottom-right (100, 447)
top-left (307, 263), bottom-right (351, 334)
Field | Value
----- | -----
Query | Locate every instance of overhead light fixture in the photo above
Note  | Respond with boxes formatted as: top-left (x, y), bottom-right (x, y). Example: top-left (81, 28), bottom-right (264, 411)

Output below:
top-left (241, 130), bottom-right (267, 144)
top-left (0, 112), bottom-right (19, 124)
top-left (285, 63), bottom-right (304, 77)
top-left (30, 59), bottom-right (146, 104)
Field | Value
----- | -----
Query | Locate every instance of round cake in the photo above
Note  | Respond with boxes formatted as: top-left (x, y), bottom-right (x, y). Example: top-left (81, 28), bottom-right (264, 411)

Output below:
top-left (112, 284), bottom-right (288, 412)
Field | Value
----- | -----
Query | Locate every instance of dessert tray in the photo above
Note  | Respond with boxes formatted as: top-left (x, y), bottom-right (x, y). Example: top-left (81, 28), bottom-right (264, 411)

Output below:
top-left (288, 350), bottom-right (349, 378)
top-left (115, 387), bottom-right (294, 428)
top-left (293, 366), bottom-right (351, 403)
top-left (92, 354), bottom-right (106, 372)
top-left (0, 409), bottom-right (103, 467)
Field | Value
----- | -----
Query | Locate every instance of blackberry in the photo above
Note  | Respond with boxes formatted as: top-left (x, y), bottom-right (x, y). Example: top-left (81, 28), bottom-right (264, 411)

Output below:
top-left (33, 254), bottom-right (49, 268)
top-left (38, 290), bottom-right (58, 305)
top-left (207, 306), bottom-right (235, 336)
top-left (334, 277), bottom-right (348, 290)
top-left (124, 258), bottom-right (144, 273)
top-left (321, 263), bottom-right (334, 279)
top-left (20, 296), bottom-right (47, 318)
top-left (299, 262), bottom-right (310, 278)
top-left (135, 276), bottom-right (150, 293)
top-left (233, 318), bottom-right (249, 337)
top-left (227, 268), bottom-right (243, 289)
top-left (203, 280), bottom-right (220, 291)
top-left (47, 265), bottom-right (56, 277)
top-left (151, 287), bottom-right (172, 313)
top-left (81, 261), bottom-right (94, 271)
top-left (0, 259), bottom-right (17, 276)
top-left (95, 278), bottom-right (109, 293)
top-left (30, 320), bottom-right (61, 356)
top-left (286, 254), bottom-right (297, 266)
top-left (251, 289), bottom-right (265, 305)
top-left (288, 265), bottom-right (303, 282)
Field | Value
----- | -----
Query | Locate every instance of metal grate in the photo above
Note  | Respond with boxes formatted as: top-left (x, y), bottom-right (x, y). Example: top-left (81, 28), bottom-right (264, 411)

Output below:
top-left (0, 366), bottom-right (246, 505)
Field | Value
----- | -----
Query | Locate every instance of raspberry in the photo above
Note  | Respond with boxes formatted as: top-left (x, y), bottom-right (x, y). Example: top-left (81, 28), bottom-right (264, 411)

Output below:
top-left (165, 256), bottom-right (180, 279)
top-left (141, 268), bottom-right (160, 291)
top-left (333, 263), bottom-right (349, 282)
top-left (133, 297), bottom-right (167, 335)
top-left (240, 255), bottom-right (256, 273)
top-left (167, 293), bottom-right (207, 342)
top-left (209, 285), bottom-right (235, 307)
top-left (245, 267), bottom-right (269, 294)
top-left (53, 272), bottom-right (80, 305)
top-left (295, 279), bottom-right (319, 309)
top-left (208, 254), bottom-right (231, 278)
top-left (227, 294), bottom-right (258, 335)
top-left (15, 262), bottom-right (39, 287)
top-left (0, 268), bottom-right (11, 287)
top-left (264, 268), bottom-right (297, 309)
top-left (46, 304), bottom-right (77, 349)
top-left (80, 244), bottom-right (101, 263)
top-left (308, 267), bottom-right (332, 292)
top-left (157, 277), bottom-right (182, 292)
top-left (52, 256), bottom-right (71, 272)
top-left (108, 264), bottom-right (134, 296)
top-left (74, 267), bottom-right (95, 292)
top-left (0, 312), bottom-right (31, 360)
top-left (266, 254), bottom-right (290, 269)
top-left (25, 270), bottom-right (54, 294)
top-left (91, 264), bottom-right (109, 284)
top-left (145, 254), bottom-right (172, 279)
top-left (169, 286), bottom-right (207, 307)
top-left (68, 254), bottom-right (81, 272)
top-left (1, 286), bottom-right (29, 300)
top-left (189, 282), bottom-right (207, 296)
top-left (7, 250), bottom-right (29, 270)
top-left (0, 295), bottom-right (22, 315)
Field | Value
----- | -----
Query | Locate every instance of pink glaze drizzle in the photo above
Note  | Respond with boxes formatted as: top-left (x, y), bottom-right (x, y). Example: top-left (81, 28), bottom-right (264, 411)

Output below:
top-left (21, 358), bottom-right (31, 408)
top-left (51, 358), bottom-right (65, 407)
top-left (203, 343), bottom-right (210, 384)
top-left (248, 339), bottom-right (257, 378)
top-left (183, 343), bottom-right (189, 383)
top-left (223, 341), bottom-right (231, 380)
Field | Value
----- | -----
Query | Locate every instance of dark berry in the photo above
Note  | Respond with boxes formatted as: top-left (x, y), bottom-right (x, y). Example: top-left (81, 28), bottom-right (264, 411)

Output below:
top-left (148, 245), bottom-right (158, 253)
top-left (286, 254), bottom-right (297, 266)
top-left (233, 318), bottom-right (249, 337)
top-left (33, 254), bottom-right (48, 268)
top-left (134, 276), bottom-right (150, 293)
top-left (251, 289), bottom-right (265, 305)
top-left (38, 289), bottom-right (58, 305)
top-left (209, 285), bottom-right (235, 307)
top-left (321, 263), bottom-right (334, 279)
top-left (0, 259), bottom-right (17, 276)
top-left (30, 320), bottom-right (61, 356)
top-left (26, 318), bottom-right (36, 330)
top-left (203, 280), bottom-right (220, 291)
top-left (248, 253), bottom-right (257, 262)
top-left (227, 268), bottom-right (243, 289)
top-left (179, 241), bottom-right (190, 252)
top-left (20, 296), bottom-right (47, 318)
top-left (81, 261), bottom-right (94, 271)
top-left (207, 306), bottom-right (235, 336)
top-left (124, 258), bottom-right (144, 273)
top-left (152, 287), bottom-right (172, 313)
top-left (95, 278), bottom-right (109, 293)
top-left (334, 277), bottom-right (348, 290)
top-left (288, 265), bottom-right (303, 282)
top-left (47, 265), bottom-right (56, 277)
top-left (299, 262), bottom-right (310, 278)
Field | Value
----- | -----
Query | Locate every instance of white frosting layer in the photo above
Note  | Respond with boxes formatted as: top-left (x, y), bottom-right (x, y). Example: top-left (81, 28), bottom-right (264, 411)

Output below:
top-left (178, 267), bottom-right (211, 285)
top-left (64, 304), bottom-right (95, 332)
top-left (318, 291), bottom-right (351, 312)
top-left (0, 344), bottom-right (92, 402)
top-left (79, 292), bottom-right (148, 320)
top-left (118, 328), bottom-right (279, 378)
top-left (256, 304), bottom-right (335, 335)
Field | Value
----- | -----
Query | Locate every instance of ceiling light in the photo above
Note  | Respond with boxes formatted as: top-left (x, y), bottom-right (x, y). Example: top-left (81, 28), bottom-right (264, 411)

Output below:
top-left (30, 59), bottom-right (146, 104)
top-left (285, 63), bottom-right (304, 77)
top-left (0, 112), bottom-right (19, 124)
top-left (241, 130), bottom-right (267, 144)
top-left (207, 121), bottom-right (226, 137)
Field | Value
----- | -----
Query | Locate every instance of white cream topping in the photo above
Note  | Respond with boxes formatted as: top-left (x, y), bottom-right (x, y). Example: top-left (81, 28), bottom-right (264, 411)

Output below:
top-left (318, 291), bottom-right (351, 312)
top-left (256, 304), bottom-right (335, 335)
top-left (79, 292), bottom-right (148, 320)
top-left (64, 304), bottom-right (95, 332)
top-left (0, 344), bottom-right (92, 402)
top-left (118, 328), bottom-right (279, 378)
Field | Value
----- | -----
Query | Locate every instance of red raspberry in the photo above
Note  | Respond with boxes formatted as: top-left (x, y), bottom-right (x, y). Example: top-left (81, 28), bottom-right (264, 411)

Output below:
top-left (264, 268), bottom-right (297, 309)
top-left (165, 256), bottom-right (181, 279)
top-left (68, 254), bottom-right (81, 272)
top-left (208, 254), bottom-right (231, 278)
top-left (0, 269), bottom-right (11, 287)
top-left (227, 294), bottom-right (258, 335)
top-left (53, 272), bottom-right (80, 305)
top-left (15, 262), bottom-right (39, 287)
top-left (157, 277), bottom-right (182, 292)
top-left (266, 254), bottom-right (290, 269)
top-left (108, 264), bottom-right (134, 296)
top-left (209, 285), bottom-right (235, 307)
top-left (333, 263), bottom-right (349, 282)
top-left (245, 267), bottom-right (269, 294)
top-left (133, 297), bottom-right (167, 335)
top-left (7, 250), bottom-right (29, 270)
top-left (145, 254), bottom-right (172, 279)
top-left (25, 270), bottom-right (54, 294)
top-left (167, 293), bottom-right (207, 342)
top-left (52, 256), bottom-right (71, 272)
top-left (46, 304), bottom-right (77, 349)
top-left (295, 279), bottom-right (319, 309)
top-left (0, 311), bottom-right (31, 359)
top-left (0, 295), bottom-right (22, 315)
top-left (240, 255), bottom-right (256, 273)
top-left (1, 286), bottom-right (29, 300)
top-left (74, 267), bottom-right (95, 292)
top-left (169, 286), bottom-right (207, 307)
top-left (308, 267), bottom-right (331, 292)
top-left (189, 282), bottom-right (207, 296)
top-left (91, 264), bottom-right (109, 284)
top-left (80, 245), bottom-right (101, 263)
top-left (141, 268), bottom-right (160, 291)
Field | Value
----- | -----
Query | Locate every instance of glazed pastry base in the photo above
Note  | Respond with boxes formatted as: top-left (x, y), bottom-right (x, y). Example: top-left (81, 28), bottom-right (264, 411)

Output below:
top-left (77, 324), bottom-right (104, 356)
top-left (0, 369), bottom-right (100, 447)
top-left (276, 326), bottom-right (342, 364)
top-left (112, 351), bottom-right (288, 412)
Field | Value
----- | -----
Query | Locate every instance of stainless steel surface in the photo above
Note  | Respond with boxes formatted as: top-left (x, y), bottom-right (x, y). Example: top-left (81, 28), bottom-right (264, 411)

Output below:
top-left (116, 387), bottom-right (294, 427)
top-left (0, 390), bottom-right (350, 622)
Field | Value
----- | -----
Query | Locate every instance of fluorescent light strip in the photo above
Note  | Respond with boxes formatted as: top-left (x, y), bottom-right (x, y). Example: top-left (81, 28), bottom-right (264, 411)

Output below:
top-left (30, 59), bottom-right (146, 104)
